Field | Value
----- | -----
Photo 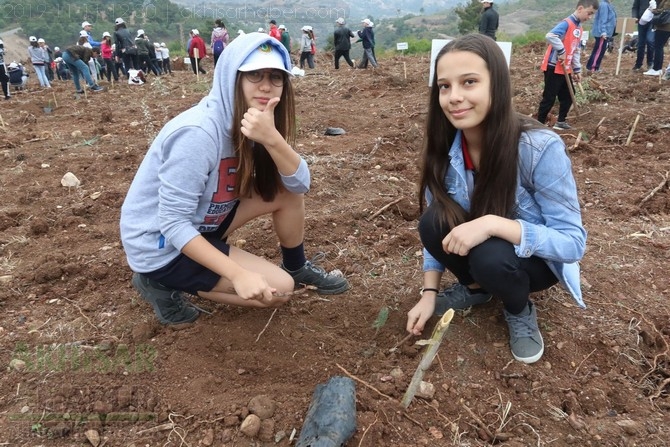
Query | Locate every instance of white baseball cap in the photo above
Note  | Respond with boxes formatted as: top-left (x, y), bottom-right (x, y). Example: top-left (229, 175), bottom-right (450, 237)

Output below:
top-left (238, 43), bottom-right (291, 75)
top-left (278, 24), bottom-right (286, 30)
top-left (192, 29), bottom-right (199, 35)
top-left (38, 38), bottom-right (45, 43)
top-left (137, 29), bottom-right (145, 36)
top-left (29, 36), bottom-right (37, 42)
top-left (79, 30), bottom-right (89, 38)
top-left (336, 18), bottom-right (345, 25)
top-left (114, 17), bottom-right (125, 25)
top-left (82, 21), bottom-right (92, 28)
top-left (102, 31), bottom-right (111, 37)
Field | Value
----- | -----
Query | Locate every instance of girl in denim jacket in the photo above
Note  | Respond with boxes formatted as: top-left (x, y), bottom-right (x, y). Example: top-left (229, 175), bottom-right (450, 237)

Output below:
top-left (406, 34), bottom-right (586, 364)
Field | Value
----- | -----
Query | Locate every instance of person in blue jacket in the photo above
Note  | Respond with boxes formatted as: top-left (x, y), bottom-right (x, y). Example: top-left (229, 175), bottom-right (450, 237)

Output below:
top-left (120, 33), bottom-right (350, 326)
top-left (586, 0), bottom-right (617, 72)
top-left (406, 34), bottom-right (586, 364)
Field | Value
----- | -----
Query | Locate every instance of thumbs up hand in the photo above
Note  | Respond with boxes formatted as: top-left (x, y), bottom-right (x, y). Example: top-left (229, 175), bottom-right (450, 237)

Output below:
top-left (240, 96), bottom-right (281, 146)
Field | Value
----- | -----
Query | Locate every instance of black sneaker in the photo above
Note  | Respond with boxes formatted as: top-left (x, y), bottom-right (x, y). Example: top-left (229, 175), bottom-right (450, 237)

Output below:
top-left (553, 121), bottom-right (572, 130)
top-left (90, 85), bottom-right (104, 92)
top-left (281, 253), bottom-right (350, 295)
top-left (131, 273), bottom-right (200, 324)
top-left (434, 283), bottom-right (493, 315)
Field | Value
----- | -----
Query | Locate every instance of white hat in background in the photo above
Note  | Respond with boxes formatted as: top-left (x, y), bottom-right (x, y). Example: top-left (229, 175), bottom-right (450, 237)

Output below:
top-left (81, 21), bottom-right (92, 28)
top-left (54, 46), bottom-right (60, 51)
top-left (29, 36), bottom-right (37, 42)
top-left (301, 25), bottom-right (312, 32)
top-left (114, 17), bottom-right (125, 25)
top-left (361, 18), bottom-right (372, 26)
top-left (9, 62), bottom-right (18, 68)
top-left (192, 29), bottom-right (199, 35)
top-left (137, 29), bottom-right (145, 36)
top-left (238, 43), bottom-right (292, 75)
top-left (258, 27), bottom-right (264, 32)
top-left (79, 30), bottom-right (89, 38)
top-left (102, 31), bottom-right (111, 38)
top-left (38, 38), bottom-right (45, 43)
top-left (336, 18), bottom-right (345, 25)
top-left (278, 24), bottom-right (286, 30)
top-left (160, 42), bottom-right (166, 47)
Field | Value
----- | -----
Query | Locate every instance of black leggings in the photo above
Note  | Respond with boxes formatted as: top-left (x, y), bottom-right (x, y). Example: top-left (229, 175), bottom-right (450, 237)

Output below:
top-left (418, 202), bottom-right (558, 314)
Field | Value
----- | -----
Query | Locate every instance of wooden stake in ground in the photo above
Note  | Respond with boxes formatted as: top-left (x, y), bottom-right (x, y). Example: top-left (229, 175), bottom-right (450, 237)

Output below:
top-left (401, 309), bottom-right (455, 408)
top-left (51, 91), bottom-right (58, 109)
top-left (560, 61), bottom-right (580, 117)
top-left (194, 47), bottom-right (200, 82)
top-left (615, 17), bottom-right (628, 76)
top-left (625, 113), bottom-right (640, 147)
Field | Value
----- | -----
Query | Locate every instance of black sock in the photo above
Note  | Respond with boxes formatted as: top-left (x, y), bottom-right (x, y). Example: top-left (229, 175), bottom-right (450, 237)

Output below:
top-left (281, 243), bottom-right (307, 271)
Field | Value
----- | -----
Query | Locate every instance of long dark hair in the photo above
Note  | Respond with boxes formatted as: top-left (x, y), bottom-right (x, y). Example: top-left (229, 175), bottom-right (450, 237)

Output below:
top-left (419, 33), bottom-right (541, 228)
top-left (232, 73), bottom-right (296, 201)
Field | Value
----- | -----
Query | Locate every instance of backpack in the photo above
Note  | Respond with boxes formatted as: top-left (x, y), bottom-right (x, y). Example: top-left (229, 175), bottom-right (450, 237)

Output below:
top-left (212, 30), bottom-right (228, 56)
top-left (212, 39), bottom-right (224, 55)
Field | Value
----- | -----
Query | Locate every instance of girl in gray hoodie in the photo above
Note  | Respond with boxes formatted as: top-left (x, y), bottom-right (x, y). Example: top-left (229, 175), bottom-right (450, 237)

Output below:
top-left (120, 33), bottom-right (349, 325)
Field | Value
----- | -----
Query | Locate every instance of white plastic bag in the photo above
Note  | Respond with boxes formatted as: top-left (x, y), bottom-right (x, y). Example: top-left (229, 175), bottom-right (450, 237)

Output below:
top-left (640, 8), bottom-right (654, 25)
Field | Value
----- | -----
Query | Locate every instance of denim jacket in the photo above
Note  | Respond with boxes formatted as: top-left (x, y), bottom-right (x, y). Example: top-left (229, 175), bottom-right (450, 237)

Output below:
top-left (423, 128), bottom-right (587, 307)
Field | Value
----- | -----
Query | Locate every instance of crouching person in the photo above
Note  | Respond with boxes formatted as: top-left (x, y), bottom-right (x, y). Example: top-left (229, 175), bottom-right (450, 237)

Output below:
top-left (120, 33), bottom-right (350, 325)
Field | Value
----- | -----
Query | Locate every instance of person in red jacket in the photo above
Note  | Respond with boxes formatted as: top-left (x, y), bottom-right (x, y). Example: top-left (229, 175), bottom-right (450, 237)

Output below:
top-left (268, 19), bottom-right (282, 41)
top-left (188, 29), bottom-right (207, 74)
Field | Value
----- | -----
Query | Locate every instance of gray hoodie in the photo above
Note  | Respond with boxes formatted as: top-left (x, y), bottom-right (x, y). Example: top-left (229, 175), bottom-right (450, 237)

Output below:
top-left (120, 33), bottom-right (308, 273)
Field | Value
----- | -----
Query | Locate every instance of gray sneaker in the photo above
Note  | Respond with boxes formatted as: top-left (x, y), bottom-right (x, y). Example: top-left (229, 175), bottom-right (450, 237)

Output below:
top-left (553, 121), bottom-right (572, 130)
top-left (131, 273), bottom-right (200, 325)
top-left (281, 253), bottom-right (350, 295)
top-left (434, 283), bottom-right (493, 315)
top-left (503, 302), bottom-right (544, 364)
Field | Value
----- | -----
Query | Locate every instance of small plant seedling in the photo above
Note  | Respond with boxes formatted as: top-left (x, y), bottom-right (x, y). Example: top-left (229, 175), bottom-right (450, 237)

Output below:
top-left (372, 306), bottom-right (390, 334)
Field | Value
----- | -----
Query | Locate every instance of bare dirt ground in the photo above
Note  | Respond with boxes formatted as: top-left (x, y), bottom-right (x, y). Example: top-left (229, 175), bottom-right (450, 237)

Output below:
top-left (1, 43), bottom-right (669, 447)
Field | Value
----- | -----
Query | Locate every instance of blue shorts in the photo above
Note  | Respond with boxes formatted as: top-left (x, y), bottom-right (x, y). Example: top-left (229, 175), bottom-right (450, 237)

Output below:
top-left (143, 202), bottom-right (239, 295)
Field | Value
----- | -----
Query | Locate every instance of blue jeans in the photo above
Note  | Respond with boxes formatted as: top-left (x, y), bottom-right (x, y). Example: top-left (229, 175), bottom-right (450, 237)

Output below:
top-left (652, 30), bottom-right (670, 71)
top-left (33, 65), bottom-right (50, 87)
top-left (62, 50), bottom-right (95, 91)
top-left (635, 22), bottom-right (655, 69)
top-left (418, 203), bottom-right (558, 314)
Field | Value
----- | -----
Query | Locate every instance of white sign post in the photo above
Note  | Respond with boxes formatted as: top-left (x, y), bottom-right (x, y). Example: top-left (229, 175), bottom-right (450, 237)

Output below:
top-left (397, 42), bottom-right (409, 79)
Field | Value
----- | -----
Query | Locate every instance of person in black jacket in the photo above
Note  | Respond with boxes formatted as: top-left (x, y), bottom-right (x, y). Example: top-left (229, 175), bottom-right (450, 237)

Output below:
top-left (357, 19), bottom-right (378, 68)
top-left (479, 0), bottom-right (500, 41)
top-left (333, 18), bottom-right (355, 69)
top-left (114, 17), bottom-right (138, 74)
